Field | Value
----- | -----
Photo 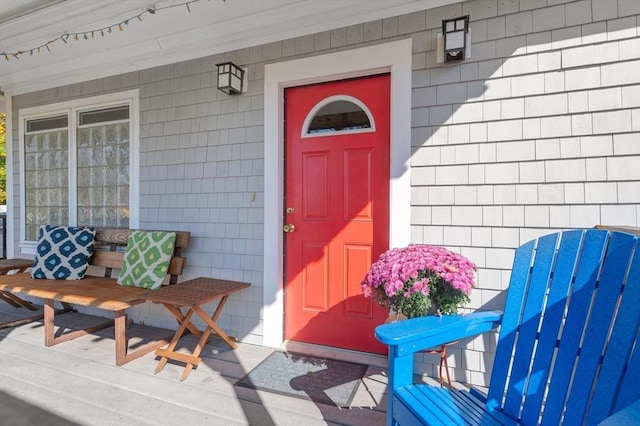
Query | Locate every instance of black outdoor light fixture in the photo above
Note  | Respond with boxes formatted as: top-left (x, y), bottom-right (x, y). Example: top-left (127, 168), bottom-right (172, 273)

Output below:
top-left (216, 61), bottom-right (244, 95)
top-left (442, 16), bottom-right (469, 62)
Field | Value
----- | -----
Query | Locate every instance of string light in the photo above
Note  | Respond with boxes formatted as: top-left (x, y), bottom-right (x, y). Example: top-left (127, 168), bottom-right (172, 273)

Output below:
top-left (0, 0), bottom-right (209, 61)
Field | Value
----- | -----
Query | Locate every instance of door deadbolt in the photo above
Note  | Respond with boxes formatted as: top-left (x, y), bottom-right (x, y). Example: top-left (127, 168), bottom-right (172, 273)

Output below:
top-left (286, 207), bottom-right (295, 214)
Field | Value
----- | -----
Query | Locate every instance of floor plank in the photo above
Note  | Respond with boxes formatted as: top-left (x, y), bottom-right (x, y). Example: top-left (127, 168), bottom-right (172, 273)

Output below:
top-left (0, 303), bottom-right (388, 425)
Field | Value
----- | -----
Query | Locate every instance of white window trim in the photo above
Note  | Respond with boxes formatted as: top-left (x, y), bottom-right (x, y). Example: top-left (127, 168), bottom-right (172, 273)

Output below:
top-left (17, 89), bottom-right (140, 254)
top-left (5, 95), bottom-right (15, 258)
top-left (301, 94), bottom-right (376, 138)
top-left (263, 39), bottom-right (412, 348)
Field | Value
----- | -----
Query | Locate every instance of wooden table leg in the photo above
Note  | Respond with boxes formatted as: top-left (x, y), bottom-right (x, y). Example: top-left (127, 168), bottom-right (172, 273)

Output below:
top-left (148, 285), bottom-right (250, 381)
top-left (153, 298), bottom-right (240, 380)
top-left (178, 323), bottom-right (213, 381)
top-left (175, 298), bottom-right (239, 381)
top-left (162, 304), bottom-right (203, 338)
top-left (192, 301), bottom-right (238, 349)
top-left (154, 308), bottom-right (196, 375)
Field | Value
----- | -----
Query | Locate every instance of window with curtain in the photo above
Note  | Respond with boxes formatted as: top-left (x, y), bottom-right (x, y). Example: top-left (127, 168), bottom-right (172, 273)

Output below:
top-left (21, 94), bottom-right (136, 243)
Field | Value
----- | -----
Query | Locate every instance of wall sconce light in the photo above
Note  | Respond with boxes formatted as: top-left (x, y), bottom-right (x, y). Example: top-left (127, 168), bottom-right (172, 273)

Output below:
top-left (216, 61), bottom-right (245, 95)
top-left (442, 16), bottom-right (469, 62)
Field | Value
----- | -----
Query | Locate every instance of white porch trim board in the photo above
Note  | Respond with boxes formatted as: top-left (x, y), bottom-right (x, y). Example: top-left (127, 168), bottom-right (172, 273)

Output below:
top-left (0, 0), bottom-right (458, 96)
top-left (263, 39), bottom-right (413, 348)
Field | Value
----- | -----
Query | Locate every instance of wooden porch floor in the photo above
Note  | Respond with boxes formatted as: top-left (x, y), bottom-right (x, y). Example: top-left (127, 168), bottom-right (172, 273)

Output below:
top-left (0, 302), bottom-right (392, 426)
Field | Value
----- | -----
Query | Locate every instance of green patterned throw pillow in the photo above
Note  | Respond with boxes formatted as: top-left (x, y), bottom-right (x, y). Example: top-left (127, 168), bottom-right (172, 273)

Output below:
top-left (117, 231), bottom-right (177, 289)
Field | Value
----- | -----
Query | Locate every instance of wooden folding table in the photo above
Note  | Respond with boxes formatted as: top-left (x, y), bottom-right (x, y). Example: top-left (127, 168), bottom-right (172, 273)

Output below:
top-left (142, 277), bottom-right (250, 381)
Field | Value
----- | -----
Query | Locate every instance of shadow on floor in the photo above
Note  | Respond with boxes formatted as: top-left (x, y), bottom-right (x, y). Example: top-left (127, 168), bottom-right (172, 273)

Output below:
top-left (0, 390), bottom-right (80, 426)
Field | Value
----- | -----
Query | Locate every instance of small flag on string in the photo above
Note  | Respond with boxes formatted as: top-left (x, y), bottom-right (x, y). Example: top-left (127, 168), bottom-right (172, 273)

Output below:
top-left (0, 0), bottom-right (213, 60)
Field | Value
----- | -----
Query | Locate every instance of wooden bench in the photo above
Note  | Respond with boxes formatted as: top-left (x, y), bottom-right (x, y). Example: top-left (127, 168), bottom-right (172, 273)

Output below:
top-left (0, 228), bottom-right (190, 366)
top-left (0, 258), bottom-right (37, 310)
top-left (0, 257), bottom-right (76, 330)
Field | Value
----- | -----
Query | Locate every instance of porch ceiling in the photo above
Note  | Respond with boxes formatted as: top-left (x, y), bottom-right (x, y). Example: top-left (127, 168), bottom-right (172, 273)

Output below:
top-left (0, 0), bottom-right (459, 96)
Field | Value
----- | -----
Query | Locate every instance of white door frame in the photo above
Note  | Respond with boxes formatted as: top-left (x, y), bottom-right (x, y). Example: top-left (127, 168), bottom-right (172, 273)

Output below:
top-left (263, 38), bottom-right (412, 347)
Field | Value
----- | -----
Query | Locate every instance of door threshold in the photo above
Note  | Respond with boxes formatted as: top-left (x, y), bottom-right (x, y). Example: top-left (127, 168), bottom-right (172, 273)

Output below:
top-left (280, 341), bottom-right (387, 368)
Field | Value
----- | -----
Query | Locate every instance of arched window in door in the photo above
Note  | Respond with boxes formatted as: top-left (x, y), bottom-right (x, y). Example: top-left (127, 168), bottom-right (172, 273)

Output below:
top-left (301, 95), bottom-right (375, 137)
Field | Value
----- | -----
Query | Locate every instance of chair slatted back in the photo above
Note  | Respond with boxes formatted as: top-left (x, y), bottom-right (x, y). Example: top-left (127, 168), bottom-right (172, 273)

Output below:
top-left (487, 229), bottom-right (639, 425)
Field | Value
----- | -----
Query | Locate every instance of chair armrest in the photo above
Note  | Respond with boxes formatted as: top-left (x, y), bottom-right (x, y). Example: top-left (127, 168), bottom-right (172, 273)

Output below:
top-left (598, 400), bottom-right (640, 425)
top-left (375, 311), bottom-right (502, 356)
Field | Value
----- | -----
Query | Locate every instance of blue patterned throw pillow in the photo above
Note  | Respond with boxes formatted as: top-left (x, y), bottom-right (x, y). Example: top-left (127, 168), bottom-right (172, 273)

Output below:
top-left (31, 226), bottom-right (96, 280)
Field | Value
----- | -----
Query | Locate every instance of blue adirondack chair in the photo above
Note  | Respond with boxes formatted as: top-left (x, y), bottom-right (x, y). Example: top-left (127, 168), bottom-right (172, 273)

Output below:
top-left (376, 229), bottom-right (640, 425)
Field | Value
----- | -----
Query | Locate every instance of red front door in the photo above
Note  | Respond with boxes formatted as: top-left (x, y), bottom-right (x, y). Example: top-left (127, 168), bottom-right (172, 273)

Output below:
top-left (284, 75), bottom-right (390, 354)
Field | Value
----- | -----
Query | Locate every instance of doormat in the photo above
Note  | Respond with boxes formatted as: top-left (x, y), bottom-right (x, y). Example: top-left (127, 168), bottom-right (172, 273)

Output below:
top-left (235, 351), bottom-right (368, 407)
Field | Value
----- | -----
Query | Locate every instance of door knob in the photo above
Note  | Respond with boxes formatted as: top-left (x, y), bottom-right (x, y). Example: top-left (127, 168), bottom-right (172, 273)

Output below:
top-left (283, 224), bottom-right (296, 233)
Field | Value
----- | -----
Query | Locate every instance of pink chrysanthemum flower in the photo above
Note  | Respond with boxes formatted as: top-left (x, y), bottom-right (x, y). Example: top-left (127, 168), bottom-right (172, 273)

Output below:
top-left (361, 244), bottom-right (477, 317)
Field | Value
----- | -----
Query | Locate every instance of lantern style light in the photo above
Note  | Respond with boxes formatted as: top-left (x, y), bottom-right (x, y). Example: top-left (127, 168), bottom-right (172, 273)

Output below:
top-left (442, 16), bottom-right (469, 62)
top-left (216, 61), bottom-right (244, 95)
